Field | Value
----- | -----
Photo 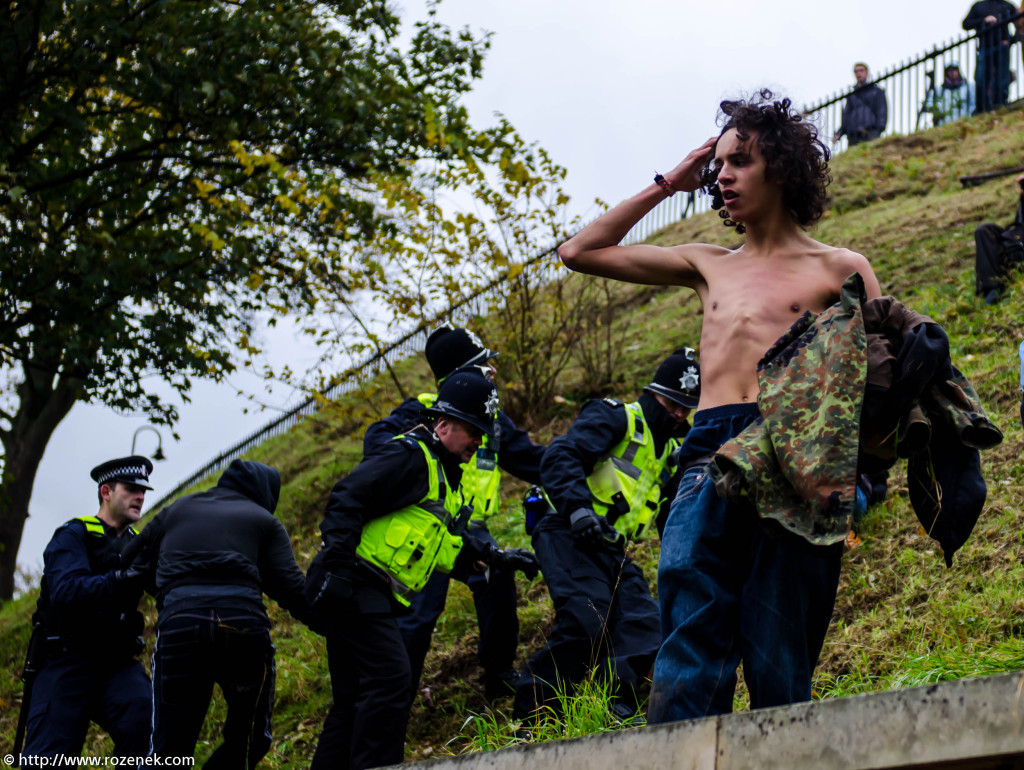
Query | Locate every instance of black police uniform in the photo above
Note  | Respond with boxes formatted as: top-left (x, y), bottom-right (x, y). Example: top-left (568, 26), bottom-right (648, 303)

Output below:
top-left (309, 425), bottom-right (494, 770)
top-left (362, 397), bottom-right (543, 698)
top-left (24, 457), bottom-right (154, 758)
top-left (513, 392), bottom-right (683, 722)
top-left (127, 460), bottom-right (317, 766)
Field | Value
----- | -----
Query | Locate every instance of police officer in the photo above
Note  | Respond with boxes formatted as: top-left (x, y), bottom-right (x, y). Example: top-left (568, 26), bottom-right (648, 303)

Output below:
top-left (363, 325), bottom-right (545, 700)
top-left (512, 348), bottom-right (700, 726)
top-left (308, 370), bottom-right (539, 770)
top-left (22, 456), bottom-right (154, 758)
top-left (125, 459), bottom-right (319, 766)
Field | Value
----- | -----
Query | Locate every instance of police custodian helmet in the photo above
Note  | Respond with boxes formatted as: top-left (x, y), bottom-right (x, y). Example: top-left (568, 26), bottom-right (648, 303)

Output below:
top-left (89, 455), bottom-right (154, 490)
top-left (426, 368), bottom-right (500, 436)
top-left (645, 347), bottom-right (701, 409)
top-left (425, 326), bottom-right (499, 382)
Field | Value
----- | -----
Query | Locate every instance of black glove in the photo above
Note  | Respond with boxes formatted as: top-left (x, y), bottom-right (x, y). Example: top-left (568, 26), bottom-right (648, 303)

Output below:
top-left (305, 570), bottom-right (353, 610)
top-left (304, 547), bottom-right (355, 618)
top-left (488, 547), bottom-right (540, 580)
top-left (569, 507), bottom-right (605, 547)
top-left (599, 516), bottom-right (625, 547)
top-left (112, 564), bottom-right (147, 585)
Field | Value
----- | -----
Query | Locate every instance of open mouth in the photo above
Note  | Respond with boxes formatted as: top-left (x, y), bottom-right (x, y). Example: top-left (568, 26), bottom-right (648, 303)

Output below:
top-left (722, 190), bottom-right (739, 202)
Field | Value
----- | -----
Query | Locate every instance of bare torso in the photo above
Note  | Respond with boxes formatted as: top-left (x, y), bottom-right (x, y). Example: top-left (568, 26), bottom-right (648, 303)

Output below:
top-left (672, 239), bottom-right (877, 410)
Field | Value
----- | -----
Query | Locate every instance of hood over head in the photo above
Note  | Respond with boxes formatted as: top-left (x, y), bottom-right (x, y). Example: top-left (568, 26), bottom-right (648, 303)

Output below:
top-left (216, 459), bottom-right (281, 513)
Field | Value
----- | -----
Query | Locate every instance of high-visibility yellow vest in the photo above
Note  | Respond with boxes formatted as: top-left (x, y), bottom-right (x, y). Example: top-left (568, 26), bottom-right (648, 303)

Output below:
top-left (355, 437), bottom-right (465, 606)
top-left (418, 392), bottom-right (501, 522)
top-left (586, 401), bottom-right (678, 541)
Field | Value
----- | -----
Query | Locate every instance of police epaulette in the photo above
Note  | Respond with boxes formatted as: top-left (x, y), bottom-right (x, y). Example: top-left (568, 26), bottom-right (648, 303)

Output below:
top-left (602, 397), bottom-right (624, 408)
top-left (67, 516), bottom-right (106, 537)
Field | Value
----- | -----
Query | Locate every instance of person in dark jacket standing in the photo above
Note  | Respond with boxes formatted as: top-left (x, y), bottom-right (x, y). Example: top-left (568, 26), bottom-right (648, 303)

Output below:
top-left (963, 0), bottom-right (1018, 113)
top-left (307, 370), bottom-right (539, 770)
top-left (363, 325), bottom-right (545, 701)
top-left (512, 349), bottom-right (699, 728)
top-left (833, 63), bottom-right (888, 146)
top-left (973, 173), bottom-right (1024, 304)
top-left (22, 456), bottom-right (154, 759)
top-left (128, 459), bottom-right (318, 767)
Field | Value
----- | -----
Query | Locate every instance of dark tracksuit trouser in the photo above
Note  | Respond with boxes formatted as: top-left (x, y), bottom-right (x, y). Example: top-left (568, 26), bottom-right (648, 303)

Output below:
top-left (512, 513), bottom-right (661, 721)
top-left (153, 610), bottom-right (275, 768)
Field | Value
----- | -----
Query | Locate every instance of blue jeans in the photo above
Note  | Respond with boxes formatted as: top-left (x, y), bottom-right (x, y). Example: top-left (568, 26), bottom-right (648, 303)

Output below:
top-left (649, 404), bottom-right (843, 724)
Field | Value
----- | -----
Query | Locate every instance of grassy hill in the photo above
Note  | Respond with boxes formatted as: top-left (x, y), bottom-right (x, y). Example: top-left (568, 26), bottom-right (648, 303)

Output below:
top-left (3, 105), bottom-right (1024, 764)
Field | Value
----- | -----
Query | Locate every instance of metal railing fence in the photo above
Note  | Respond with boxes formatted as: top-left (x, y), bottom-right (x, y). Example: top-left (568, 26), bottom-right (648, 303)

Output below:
top-left (805, 11), bottom-right (1024, 150)
top-left (143, 17), bottom-right (1024, 512)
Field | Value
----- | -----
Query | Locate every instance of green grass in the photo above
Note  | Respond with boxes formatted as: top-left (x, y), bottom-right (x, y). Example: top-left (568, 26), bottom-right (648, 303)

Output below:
top-left (4, 104), bottom-right (1024, 763)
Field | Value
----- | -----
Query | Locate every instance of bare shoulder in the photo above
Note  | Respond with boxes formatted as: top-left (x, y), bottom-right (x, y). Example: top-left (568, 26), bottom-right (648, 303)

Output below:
top-left (815, 243), bottom-right (882, 299)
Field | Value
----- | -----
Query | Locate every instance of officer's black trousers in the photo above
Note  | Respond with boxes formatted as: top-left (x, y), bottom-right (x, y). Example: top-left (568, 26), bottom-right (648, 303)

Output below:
top-left (23, 653), bottom-right (151, 757)
top-left (512, 515), bottom-right (661, 720)
top-left (975, 222), bottom-right (1023, 294)
top-left (311, 585), bottom-right (411, 770)
top-left (152, 610), bottom-right (275, 768)
top-left (398, 520), bottom-right (518, 695)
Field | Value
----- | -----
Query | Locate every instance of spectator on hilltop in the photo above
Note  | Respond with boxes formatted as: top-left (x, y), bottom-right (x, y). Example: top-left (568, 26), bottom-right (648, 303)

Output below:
top-left (973, 173), bottom-right (1024, 304)
top-left (962, 0), bottom-right (1018, 113)
top-left (833, 62), bottom-right (888, 146)
top-left (927, 62), bottom-right (976, 124)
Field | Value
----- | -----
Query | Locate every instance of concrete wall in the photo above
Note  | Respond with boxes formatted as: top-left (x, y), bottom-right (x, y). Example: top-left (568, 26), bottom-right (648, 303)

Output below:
top-left (402, 672), bottom-right (1024, 770)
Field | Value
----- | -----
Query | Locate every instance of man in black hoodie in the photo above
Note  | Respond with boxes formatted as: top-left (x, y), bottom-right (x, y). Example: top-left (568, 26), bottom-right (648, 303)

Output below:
top-left (833, 63), bottom-right (888, 146)
top-left (128, 459), bottom-right (317, 766)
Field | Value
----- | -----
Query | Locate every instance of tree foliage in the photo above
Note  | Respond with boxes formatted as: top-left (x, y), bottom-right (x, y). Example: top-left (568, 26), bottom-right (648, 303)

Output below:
top-left (0, 0), bottom-right (494, 597)
top-left (305, 122), bottom-right (629, 429)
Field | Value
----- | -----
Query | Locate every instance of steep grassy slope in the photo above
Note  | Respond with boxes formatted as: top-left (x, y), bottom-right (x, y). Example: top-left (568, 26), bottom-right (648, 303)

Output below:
top-left (2, 106), bottom-right (1023, 764)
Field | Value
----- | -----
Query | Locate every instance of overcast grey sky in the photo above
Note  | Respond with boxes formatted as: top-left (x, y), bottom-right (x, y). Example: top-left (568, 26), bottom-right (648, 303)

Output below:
top-left (17, 0), bottom-right (988, 580)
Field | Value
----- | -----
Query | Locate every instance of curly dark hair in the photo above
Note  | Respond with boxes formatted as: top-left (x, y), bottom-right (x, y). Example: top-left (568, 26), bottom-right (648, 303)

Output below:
top-left (701, 89), bottom-right (831, 234)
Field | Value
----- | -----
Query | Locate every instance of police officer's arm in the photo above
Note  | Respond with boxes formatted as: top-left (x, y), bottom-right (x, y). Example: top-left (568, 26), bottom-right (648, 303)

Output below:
top-left (495, 412), bottom-right (545, 485)
top-left (540, 400), bottom-right (629, 517)
top-left (362, 398), bottom-right (425, 456)
top-left (44, 525), bottom-right (122, 607)
top-left (319, 440), bottom-right (431, 566)
top-left (120, 506), bottom-right (169, 580)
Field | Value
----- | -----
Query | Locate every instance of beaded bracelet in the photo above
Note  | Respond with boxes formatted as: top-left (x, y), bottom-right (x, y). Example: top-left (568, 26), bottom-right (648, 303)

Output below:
top-left (654, 173), bottom-right (677, 196)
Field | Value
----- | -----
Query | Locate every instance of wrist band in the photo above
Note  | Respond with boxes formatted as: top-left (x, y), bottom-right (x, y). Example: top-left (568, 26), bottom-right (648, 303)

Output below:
top-left (654, 173), bottom-right (676, 196)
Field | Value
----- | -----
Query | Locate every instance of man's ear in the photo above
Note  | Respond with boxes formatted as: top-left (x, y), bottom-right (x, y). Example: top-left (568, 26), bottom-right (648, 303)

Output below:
top-left (99, 483), bottom-right (113, 502)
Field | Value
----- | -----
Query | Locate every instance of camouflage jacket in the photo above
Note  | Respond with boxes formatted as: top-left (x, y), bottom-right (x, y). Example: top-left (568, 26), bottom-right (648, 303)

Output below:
top-left (709, 274), bottom-right (867, 545)
top-left (709, 274), bottom-right (1002, 559)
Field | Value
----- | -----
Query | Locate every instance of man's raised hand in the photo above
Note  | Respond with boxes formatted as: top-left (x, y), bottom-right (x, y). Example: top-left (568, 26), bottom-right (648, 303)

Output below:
top-left (664, 136), bottom-right (717, 193)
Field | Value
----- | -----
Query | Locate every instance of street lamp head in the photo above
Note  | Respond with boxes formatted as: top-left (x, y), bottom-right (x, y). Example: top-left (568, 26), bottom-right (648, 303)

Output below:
top-left (132, 425), bottom-right (167, 462)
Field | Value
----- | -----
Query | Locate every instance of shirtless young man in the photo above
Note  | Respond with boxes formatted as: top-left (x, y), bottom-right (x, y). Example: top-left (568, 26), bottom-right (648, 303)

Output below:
top-left (557, 91), bottom-right (881, 723)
